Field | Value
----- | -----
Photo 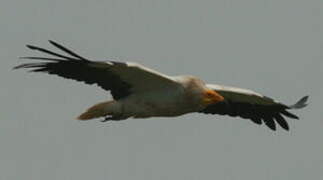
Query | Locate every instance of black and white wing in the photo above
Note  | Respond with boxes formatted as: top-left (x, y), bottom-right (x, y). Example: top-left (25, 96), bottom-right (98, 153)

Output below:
top-left (200, 84), bottom-right (308, 131)
top-left (14, 41), bottom-right (179, 100)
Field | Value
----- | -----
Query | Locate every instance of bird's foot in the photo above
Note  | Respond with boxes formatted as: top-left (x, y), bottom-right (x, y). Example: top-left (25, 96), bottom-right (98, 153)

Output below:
top-left (101, 115), bottom-right (127, 122)
top-left (101, 116), bottom-right (113, 122)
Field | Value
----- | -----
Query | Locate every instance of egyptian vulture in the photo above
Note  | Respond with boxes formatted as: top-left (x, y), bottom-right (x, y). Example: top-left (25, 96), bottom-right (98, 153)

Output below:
top-left (14, 41), bottom-right (308, 131)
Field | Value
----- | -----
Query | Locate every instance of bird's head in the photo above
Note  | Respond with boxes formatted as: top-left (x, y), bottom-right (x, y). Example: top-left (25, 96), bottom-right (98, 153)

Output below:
top-left (202, 89), bottom-right (224, 105)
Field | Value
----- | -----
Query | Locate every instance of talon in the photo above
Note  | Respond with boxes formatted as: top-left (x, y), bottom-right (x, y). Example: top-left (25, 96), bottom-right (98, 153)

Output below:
top-left (101, 116), bottom-right (113, 122)
top-left (101, 114), bottom-right (127, 122)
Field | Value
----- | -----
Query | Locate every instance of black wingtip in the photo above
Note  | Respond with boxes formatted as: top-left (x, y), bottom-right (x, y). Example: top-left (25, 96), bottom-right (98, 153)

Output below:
top-left (48, 40), bottom-right (59, 45)
top-left (23, 41), bottom-right (80, 60)
top-left (13, 57), bottom-right (31, 69)
top-left (26, 44), bottom-right (37, 50)
top-left (274, 114), bottom-right (290, 131)
top-left (13, 63), bottom-right (36, 70)
top-left (48, 40), bottom-right (60, 47)
top-left (48, 40), bottom-right (88, 61)
top-left (289, 95), bottom-right (309, 109)
top-left (12, 65), bottom-right (21, 70)
top-left (19, 56), bottom-right (39, 59)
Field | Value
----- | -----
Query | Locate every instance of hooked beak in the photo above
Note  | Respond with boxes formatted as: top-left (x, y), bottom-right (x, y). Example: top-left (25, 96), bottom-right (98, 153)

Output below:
top-left (203, 89), bottom-right (225, 105)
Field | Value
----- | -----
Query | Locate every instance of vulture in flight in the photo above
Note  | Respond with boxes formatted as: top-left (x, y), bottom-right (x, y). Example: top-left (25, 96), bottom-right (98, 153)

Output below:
top-left (14, 41), bottom-right (308, 131)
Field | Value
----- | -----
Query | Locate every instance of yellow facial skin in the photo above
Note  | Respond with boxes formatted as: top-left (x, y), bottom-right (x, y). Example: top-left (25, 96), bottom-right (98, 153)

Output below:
top-left (203, 89), bottom-right (225, 105)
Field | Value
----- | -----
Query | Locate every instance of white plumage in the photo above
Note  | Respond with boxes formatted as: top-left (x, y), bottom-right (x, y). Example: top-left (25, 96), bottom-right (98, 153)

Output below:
top-left (14, 41), bottom-right (308, 131)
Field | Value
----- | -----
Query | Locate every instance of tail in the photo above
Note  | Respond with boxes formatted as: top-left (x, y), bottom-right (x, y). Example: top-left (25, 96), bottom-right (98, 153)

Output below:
top-left (289, 96), bottom-right (309, 109)
top-left (77, 101), bottom-right (112, 120)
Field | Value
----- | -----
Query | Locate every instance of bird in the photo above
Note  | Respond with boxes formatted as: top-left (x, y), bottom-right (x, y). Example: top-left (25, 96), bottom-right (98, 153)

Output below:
top-left (14, 40), bottom-right (308, 131)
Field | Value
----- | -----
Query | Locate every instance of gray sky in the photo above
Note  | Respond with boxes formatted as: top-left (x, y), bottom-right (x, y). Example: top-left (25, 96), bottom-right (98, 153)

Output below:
top-left (1, 0), bottom-right (322, 179)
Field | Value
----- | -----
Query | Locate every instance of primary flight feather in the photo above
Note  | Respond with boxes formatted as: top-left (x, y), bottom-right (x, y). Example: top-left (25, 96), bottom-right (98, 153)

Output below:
top-left (14, 41), bottom-right (308, 131)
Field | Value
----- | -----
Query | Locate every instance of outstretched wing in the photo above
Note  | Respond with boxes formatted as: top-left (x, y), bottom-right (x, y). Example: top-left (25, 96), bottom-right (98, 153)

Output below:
top-left (200, 84), bottom-right (308, 131)
top-left (14, 40), bottom-right (178, 100)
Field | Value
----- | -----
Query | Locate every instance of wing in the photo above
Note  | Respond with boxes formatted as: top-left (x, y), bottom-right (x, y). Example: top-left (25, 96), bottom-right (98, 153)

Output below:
top-left (200, 84), bottom-right (308, 131)
top-left (14, 40), bottom-right (179, 100)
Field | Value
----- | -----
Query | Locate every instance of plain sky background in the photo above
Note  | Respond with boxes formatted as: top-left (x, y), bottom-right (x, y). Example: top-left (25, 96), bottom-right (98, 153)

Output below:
top-left (1, 0), bottom-right (322, 179)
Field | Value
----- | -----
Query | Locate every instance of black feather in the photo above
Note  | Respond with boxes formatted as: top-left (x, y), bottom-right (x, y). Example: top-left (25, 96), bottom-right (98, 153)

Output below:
top-left (274, 114), bottom-right (289, 131)
top-left (25, 44), bottom-right (76, 60)
top-left (14, 41), bottom-right (132, 100)
top-left (48, 40), bottom-right (88, 61)
top-left (200, 92), bottom-right (307, 131)
top-left (281, 110), bottom-right (299, 119)
top-left (263, 115), bottom-right (276, 131)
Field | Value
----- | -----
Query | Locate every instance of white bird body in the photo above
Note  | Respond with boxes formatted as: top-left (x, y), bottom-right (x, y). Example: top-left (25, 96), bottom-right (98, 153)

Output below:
top-left (96, 76), bottom-right (213, 119)
top-left (14, 41), bottom-right (308, 131)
